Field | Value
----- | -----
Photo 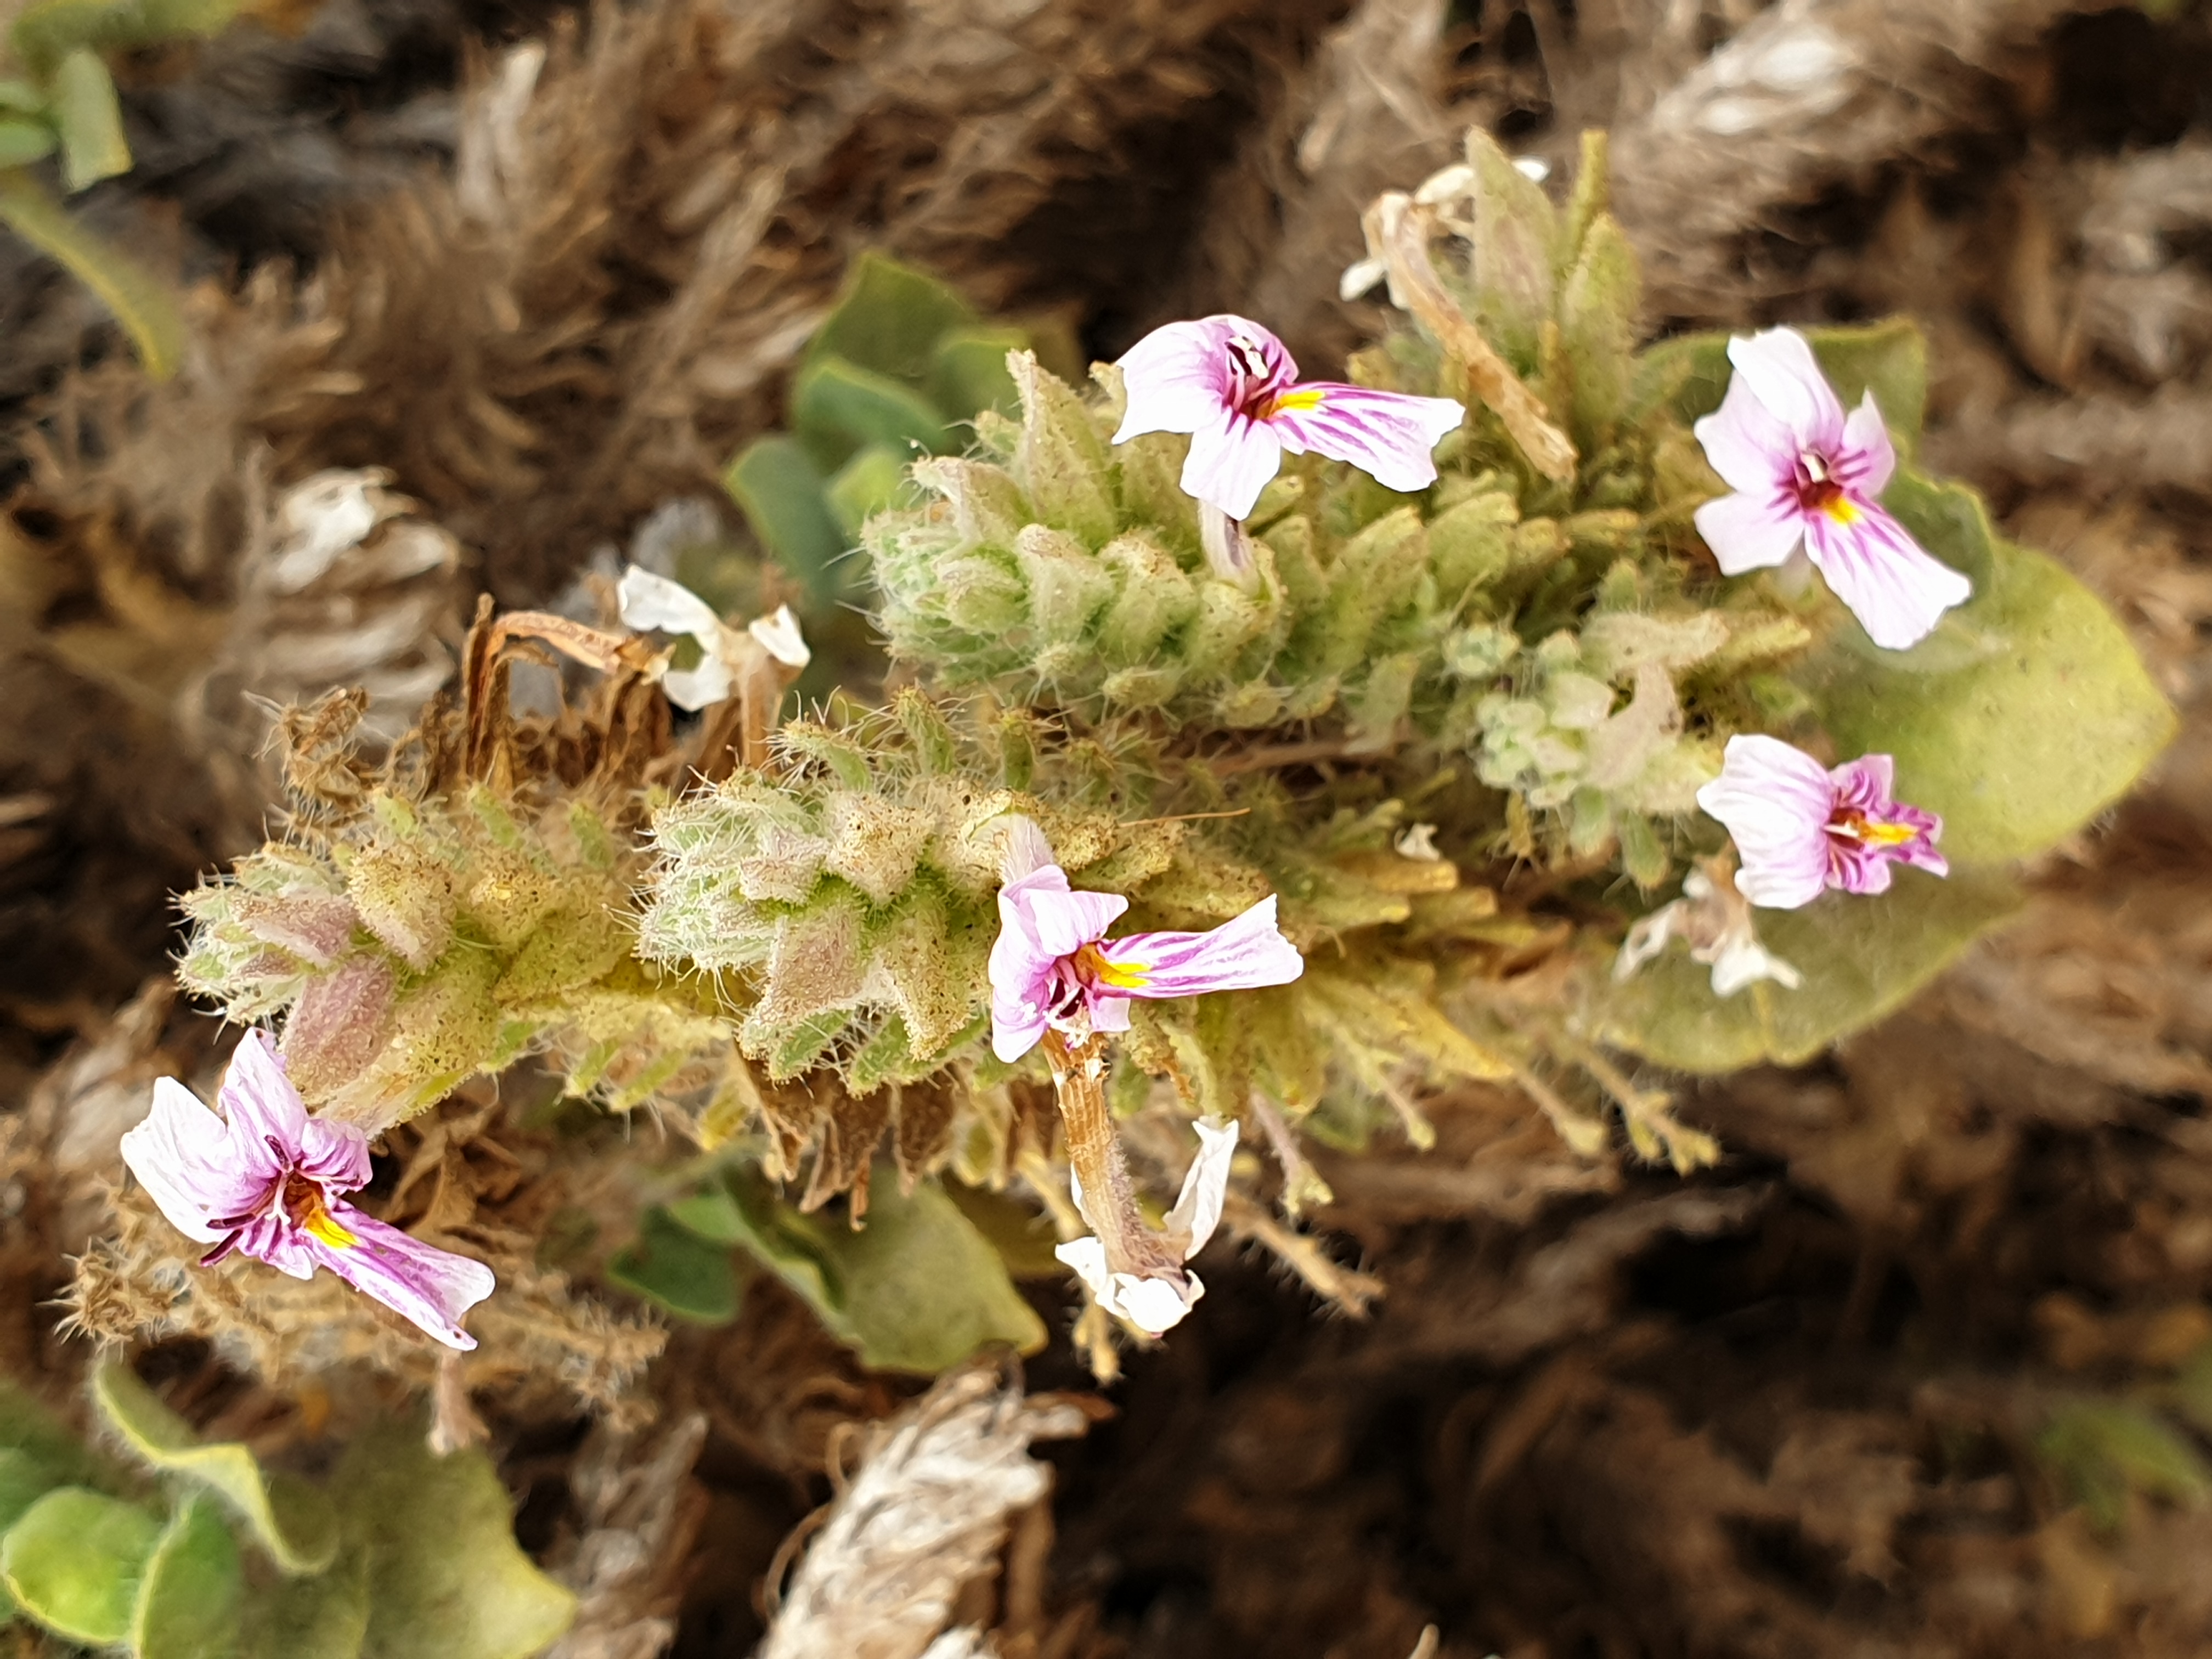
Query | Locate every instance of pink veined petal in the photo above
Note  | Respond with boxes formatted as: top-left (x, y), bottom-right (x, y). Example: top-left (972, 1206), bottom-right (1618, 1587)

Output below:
top-left (1087, 992), bottom-right (1133, 1034)
top-left (1803, 500), bottom-right (1972, 651)
top-left (306, 1205), bottom-right (496, 1350)
top-left (1111, 317), bottom-right (1245, 442)
top-left (1693, 488), bottom-right (1806, 574)
top-left (234, 1216), bottom-right (319, 1280)
top-left (1695, 735), bottom-right (1836, 910)
top-left (1833, 390), bottom-right (1897, 496)
top-left (1007, 883), bottom-right (1131, 963)
top-left (989, 1000), bottom-right (1049, 1064)
top-left (1830, 753), bottom-right (1897, 807)
top-left (1265, 384), bottom-right (1465, 494)
top-left (1180, 409), bottom-right (1286, 521)
top-left (295, 1116), bottom-right (373, 1192)
top-left (1093, 896), bottom-right (1306, 999)
top-left (1726, 326), bottom-right (1846, 452)
top-left (997, 816), bottom-right (1058, 883)
top-left (1691, 368), bottom-right (1800, 496)
top-left (217, 1031), bottom-right (307, 1180)
top-left (119, 1078), bottom-right (254, 1244)
top-left (1828, 843), bottom-right (1899, 897)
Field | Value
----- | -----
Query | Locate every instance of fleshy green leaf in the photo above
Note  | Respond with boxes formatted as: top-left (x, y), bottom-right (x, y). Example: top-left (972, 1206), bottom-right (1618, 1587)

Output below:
top-left (723, 434), bottom-right (848, 603)
top-left (716, 1166), bottom-right (1047, 1373)
top-left (0, 1487), bottom-right (162, 1645)
top-left (330, 1427), bottom-right (575, 1659)
top-left (1595, 865), bottom-right (2022, 1073)
top-left (606, 1206), bottom-right (741, 1323)
top-left (825, 443), bottom-right (915, 538)
top-left (792, 355), bottom-right (951, 456)
top-left (0, 167), bottom-right (184, 377)
top-left (132, 1493), bottom-right (243, 1659)
top-left (0, 118), bottom-right (55, 168)
top-left (93, 1363), bottom-right (340, 1575)
top-left (1802, 499), bottom-right (2175, 864)
top-left (1462, 127), bottom-right (1556, 366)
top-left (51, 47), bottom-right (130, 191)
top-left (929, 325), bottom-right (1028, 419)
top-left (804, 251), bottom-right (977, 383)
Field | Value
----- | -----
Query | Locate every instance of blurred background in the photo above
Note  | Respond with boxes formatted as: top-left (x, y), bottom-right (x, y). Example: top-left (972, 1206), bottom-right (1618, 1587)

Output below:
top-left (3, 1), bottom-right (2212, 1655)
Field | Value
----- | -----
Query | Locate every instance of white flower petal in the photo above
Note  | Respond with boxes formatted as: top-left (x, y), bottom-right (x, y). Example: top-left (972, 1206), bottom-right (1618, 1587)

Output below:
top-left (661, 661), bottom-right (735, 712)
top-left (617, 565), bottom-right (723, 641)
top-left (747, 604), bottom-right (811, 669)
top-left (1163, 1118), bottom-right (1238, 1259)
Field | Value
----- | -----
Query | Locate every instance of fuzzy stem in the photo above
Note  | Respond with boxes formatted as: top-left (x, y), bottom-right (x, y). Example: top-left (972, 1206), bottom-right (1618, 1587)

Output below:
top-left (1039, 1029), bottom-right (1188, 1284)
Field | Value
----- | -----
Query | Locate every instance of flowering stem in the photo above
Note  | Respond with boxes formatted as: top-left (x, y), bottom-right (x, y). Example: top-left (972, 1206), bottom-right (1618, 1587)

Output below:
top-left (1039, 1029), bottom-right (1189, 1284)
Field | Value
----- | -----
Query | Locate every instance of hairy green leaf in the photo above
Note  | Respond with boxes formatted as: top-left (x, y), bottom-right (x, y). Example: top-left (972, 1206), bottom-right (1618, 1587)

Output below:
top-left (607, 1206), bottom-right (741, 1323)
top-left (0, 167), bottom-right (183, 376)
top-left (93, 1363), bottom-right (340, 1575)
top-left (715, 1166), bottom-right (1046, 1373)
top-left (1804, 496), bottom-right (2174, 863)
top-left (132, 1493), bottom-right (243, 1659)
top-left (331, 1427), bottom-right (574, 1659)
top-left (1, 1487), bottom-right (161, 1644)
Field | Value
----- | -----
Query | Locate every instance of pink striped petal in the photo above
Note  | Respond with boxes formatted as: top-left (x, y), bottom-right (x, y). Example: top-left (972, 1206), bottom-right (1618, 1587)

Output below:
top-left (1803, 500), bottom-right (1971, 650)
top-left (1692, 488), bottom-right (1805, 575)
top-left (1834, 390), bottom-right (1896, 496)
top-left (119, 1079), bottom-right (255, 1244)
top-left (1692, 367), bottom-right (1799, 496)
top-left (1266, 383), bottom-right (1465, 494)
top-left (1113, 317), bottom-right (1250, 442)
top-left (1092, 896), bottom-right (1306, 1000)
top-left (308, 1204), bottom-right (496, 1350)
top-left (1725, 328), bottom-right (1846, 453)
top-left (217, 1031), bottom-right (307, 1184)
top-left (1695, 736), bottom-right (1835, 910)
top-left (1180, 410), bottom-right (1286, 521)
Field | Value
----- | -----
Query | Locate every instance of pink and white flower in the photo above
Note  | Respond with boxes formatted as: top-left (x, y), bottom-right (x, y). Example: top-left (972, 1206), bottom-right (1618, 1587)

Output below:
top-left (989, 820), bottom-right (1305, 1064)
top-left (1692, 327), bottom-right (1970, 650)
top-left (1695, 735), bottom-right (1948, 910)
top-left (120, 1031), bottom-right (495, 1350)
top-left (1112, 316), bottom-right (1464, 523)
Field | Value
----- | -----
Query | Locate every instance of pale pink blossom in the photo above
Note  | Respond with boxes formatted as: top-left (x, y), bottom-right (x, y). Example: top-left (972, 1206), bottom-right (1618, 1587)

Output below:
top-left (120, 1031), bottom-right (495, 1349)
top-left (1057, 1118), bottom-right (1238, 1335)
top-left (1111, 316), bottom-right (1464, 522)
top-left (1692, 327), bottom-right (1970, 650)
top-left (1695, 735), bottom-right (1947, 910)
top-left (989, 821), bottom-right (1305, 1064)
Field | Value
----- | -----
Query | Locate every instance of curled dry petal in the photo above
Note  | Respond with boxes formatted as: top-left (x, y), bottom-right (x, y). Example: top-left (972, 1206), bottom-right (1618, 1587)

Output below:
top-left (1055, 1118), bottom-right (1239, 1335)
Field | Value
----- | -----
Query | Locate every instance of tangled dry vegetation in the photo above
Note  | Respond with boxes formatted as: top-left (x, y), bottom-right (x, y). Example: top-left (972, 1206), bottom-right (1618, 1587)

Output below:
top-left (3, 0), bottom-right (2212, 1655)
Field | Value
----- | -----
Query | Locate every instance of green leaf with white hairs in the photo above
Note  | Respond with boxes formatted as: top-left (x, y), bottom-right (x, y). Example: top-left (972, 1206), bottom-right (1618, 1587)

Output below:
top-left (803, 250), bottom-right (979, 383)
top-left (1, 1487), bottom-right (162, 1645)
top-left (93, 1363), bottom-right (340, 1575)
top-left (132, 1493), bottom-right (244, 1659)
top-left (329, 1426), bottom-right (574, 1659)
top-left (708, 1165), bottom-right (1046, 1373)
top-left (1799, 479), bottom-right (2173, 865)
top-left (0, 167), bottom-right (184, 377)
top-left (245, 1561), bottom-right (369, 1659)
